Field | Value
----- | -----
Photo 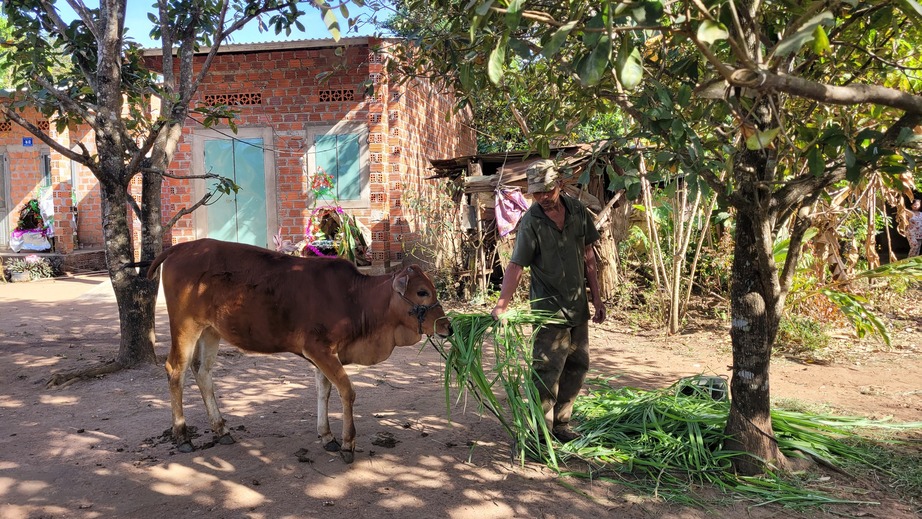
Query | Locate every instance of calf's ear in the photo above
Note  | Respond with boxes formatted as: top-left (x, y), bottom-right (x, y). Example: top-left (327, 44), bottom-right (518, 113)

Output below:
top-left (393, 269), bottom-right (409, 295)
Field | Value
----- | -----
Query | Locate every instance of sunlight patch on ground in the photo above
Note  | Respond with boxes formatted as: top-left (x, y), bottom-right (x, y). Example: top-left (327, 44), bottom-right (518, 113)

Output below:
top-left (194, 456), bottom-right (237, 473)
top-left (12, 355), bottom-right (60, 368)
top-left (0, 397), bottom-right (24, 409)
top-left (148, 462), bottom-right (265, 509)
top-left (0, 477), bottom-right (50, 498)
top-left (45, 431), bottom-right (99, 458)
top-left (0, 504), bottom-right (70, 519)
top-left (39, 395), bottom-right (80, 406)
top-left (448, 500), bottom-right (517, 518)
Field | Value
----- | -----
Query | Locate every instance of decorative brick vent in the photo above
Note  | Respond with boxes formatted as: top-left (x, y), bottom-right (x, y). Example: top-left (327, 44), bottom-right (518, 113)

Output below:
top-left (369, 73), bottom-right (381, 85)
top-left (368, 113), bottom-right (382, 124)
top-left (319, 89), bottom-right (355, 102)
top-left (36, 120), bottom-right (50, 131)
top-left (204, 92), bottom-right (262, 106)
top-left (395, 252), bottom-right (404, 261)
top-left (370, 152), bottom-right (383, 163)
top-left (370, 173), bottom-right (384, 183)
top-left (368, 52), bottom-right (385, 64)
top-left (370, 193), bottom-right (385, 204)
top-left (368, 133), bottom-right (383, 144)
top-left (371, 251), bottom-right (387, 261)
top-left (0, 121), bottom-right (11, 132)
top-left (372, 231), bottom-right (387, 242)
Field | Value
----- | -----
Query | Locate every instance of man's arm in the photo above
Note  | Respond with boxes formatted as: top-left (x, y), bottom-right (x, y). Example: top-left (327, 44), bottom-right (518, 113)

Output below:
top-left (584, 245), bottom-right (606, 324)
top-left (491, 262), bottom-right (525, 320)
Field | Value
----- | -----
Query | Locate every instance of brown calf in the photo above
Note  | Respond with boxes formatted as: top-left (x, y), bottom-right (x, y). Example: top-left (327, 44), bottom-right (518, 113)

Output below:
top-left (147, 238), bottom-right (449, 463)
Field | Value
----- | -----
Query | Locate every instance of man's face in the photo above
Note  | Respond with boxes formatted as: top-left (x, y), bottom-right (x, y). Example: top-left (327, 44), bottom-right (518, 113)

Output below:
top-left (532, 185), bottom-right (561, 211)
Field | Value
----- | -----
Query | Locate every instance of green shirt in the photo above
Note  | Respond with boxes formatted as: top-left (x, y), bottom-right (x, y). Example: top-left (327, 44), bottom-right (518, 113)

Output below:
top-left (510, 195), bottom-right (601, 327)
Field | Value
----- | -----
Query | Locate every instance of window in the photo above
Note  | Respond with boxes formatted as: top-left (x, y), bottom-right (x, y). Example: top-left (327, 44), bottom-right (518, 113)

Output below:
top-left (41, 153), bottom-right (52, 187)
top-left (306, 123), bottom-right (369, 207)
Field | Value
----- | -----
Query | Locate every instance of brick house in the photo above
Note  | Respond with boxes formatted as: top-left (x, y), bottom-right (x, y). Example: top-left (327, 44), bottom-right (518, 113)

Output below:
top-left (0, 37), bottom-right (476, 274)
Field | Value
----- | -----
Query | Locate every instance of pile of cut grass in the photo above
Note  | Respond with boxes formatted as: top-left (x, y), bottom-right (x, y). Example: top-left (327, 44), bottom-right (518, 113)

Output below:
top-left (432, 310), bottom-right (922, 509)
top-left (564, 379), bottom-right (922, 507)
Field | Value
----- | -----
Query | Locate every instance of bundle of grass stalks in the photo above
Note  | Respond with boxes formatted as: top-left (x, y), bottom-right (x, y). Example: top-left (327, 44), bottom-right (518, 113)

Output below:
top-left (431, 311), bottom-right (922, 508)
top-left (560, 378), bottom-right (922, 507)
top-left (430, 309), bottom-right (563, 464)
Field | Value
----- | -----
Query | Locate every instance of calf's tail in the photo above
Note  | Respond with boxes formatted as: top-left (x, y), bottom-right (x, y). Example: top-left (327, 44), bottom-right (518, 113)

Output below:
top-left (146, 247), bottom-right (176, 280)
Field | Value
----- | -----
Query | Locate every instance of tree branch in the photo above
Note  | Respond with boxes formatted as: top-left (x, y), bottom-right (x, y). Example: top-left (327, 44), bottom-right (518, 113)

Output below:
top-left (126, 190), bottom-right (142, 220)
top-left (165, 192), bottom-right (215, 230)
top-left (728, 68), bottom-right (922, 114)
top-left (30, 77), bottom-right (99, 126)
top-left (0, 106), bottom-right (98, 173)
top-left (62, 0), bottom-right (101, 41)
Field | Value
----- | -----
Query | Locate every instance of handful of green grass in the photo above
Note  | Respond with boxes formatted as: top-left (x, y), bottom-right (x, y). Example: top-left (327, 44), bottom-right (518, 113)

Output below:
top-left (430, 309), bottom-right (563, 465)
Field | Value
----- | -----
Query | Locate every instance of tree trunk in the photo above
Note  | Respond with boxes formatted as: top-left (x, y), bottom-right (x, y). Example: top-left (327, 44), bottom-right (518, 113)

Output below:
top-left (101, 182), bottom-right (159, 368)
top-left (722, 100), bottom-right (792, 472)
top-left (724, 205), bottom-right (789, 474)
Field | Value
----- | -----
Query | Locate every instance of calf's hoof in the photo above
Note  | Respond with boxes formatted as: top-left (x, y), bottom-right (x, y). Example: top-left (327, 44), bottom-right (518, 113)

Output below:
top-left (218, 433), bottom-right (235, 445)
top-left (177, 441), bottom-right (195, 453)
top-left (340, 449), bottom-right (355, 464)
top-left (323, 438), bottom-right (341, 452)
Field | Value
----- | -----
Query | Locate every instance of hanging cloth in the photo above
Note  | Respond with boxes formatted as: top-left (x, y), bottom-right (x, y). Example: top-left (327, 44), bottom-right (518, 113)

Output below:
top-left (494, 187), bottom-right (529, 237)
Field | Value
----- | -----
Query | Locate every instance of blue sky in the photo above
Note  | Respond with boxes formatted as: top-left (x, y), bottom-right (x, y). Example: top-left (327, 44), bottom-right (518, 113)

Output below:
top-left (64, 2), bottom-right (383, 48)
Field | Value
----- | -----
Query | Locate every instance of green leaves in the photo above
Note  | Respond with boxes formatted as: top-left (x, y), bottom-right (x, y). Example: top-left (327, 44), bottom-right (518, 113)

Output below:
top-left (772, 11), bottom-right (834, 57)
top-left (820, 289), bottom-right (891, 347)
top-left (895, 0), bottom-right (922, 24)
top-left (745, 127), bottom-right (780, 150)
top-left (696, 20), bottom-right (728, 45)
top-left (504, 0), bottom-right (524, 29)
top-left (578, 35), bottom-right (612, 87)
top-left (487, 35), bottom-right (506, 85)
top-left (540, 21), bottom-right (577, 59)
top-left (614, 37), bottom-right (643, 90)
top-left (320, 4), bottom-right (341, 41)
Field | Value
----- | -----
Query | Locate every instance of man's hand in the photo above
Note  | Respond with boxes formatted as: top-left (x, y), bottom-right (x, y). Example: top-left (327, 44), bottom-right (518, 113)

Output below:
top-left (592, 302), bottom-right (606, 324)
top-left (491, 305), bottom-right (506, 321)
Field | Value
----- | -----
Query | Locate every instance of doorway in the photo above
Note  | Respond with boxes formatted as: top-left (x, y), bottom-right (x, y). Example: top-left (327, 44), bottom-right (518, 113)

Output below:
top-left (192, 128), bottom-right (277, 248)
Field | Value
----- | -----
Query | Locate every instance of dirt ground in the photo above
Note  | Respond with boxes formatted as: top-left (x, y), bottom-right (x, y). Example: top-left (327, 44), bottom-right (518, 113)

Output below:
top-left (1, 273), bottom-right (920, 518)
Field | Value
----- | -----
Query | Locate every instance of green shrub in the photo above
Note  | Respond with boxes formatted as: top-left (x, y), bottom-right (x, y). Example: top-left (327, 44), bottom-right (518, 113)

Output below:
top-left (776, 315), bottom-right (830, 354)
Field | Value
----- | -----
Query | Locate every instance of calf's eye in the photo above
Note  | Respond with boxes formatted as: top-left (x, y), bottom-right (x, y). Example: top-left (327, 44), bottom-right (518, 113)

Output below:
top-left (417, 290), bottom-right (429, 298)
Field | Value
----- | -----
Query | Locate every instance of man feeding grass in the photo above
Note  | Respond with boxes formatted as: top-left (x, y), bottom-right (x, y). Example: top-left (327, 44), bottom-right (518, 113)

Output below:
top-left (491, 159), bottom-right (607, 443)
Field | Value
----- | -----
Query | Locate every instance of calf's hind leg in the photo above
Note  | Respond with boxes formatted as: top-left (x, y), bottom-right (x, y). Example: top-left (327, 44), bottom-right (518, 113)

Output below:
top-left (192, 328), bottom-right (234, 445)
top-left (165, 324), bottom-right (202, 452)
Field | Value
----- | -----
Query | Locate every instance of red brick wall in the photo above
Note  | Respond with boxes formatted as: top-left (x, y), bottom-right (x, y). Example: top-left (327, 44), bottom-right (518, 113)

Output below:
top-left (0, 39), bottom-right (476, 266)
top-left (388, 53), bottom-right (477, 265)
top-left (147, 38), bottom-right (476, 270)
top-left (0, 108), bottom-right (102, 254)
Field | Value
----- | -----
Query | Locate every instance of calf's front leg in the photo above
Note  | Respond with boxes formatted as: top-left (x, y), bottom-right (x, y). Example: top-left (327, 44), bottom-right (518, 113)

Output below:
top-left (312, 359), bottom-right (357, 463)
top-left (314, 368), bottom-right (339, 452)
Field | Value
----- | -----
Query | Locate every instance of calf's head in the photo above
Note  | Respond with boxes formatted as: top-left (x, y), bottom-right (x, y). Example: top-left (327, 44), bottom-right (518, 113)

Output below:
top-left (392, 265), bottom-right (450, 337)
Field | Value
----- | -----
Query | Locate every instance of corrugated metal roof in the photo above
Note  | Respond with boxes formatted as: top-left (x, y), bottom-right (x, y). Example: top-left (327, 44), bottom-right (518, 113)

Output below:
top-left (141, 36), bottom-right (398, 56)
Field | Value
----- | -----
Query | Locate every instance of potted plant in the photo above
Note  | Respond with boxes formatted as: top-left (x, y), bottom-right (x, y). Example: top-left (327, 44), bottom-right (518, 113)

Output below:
top-left (5, 255), bottom-right (54, 282)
